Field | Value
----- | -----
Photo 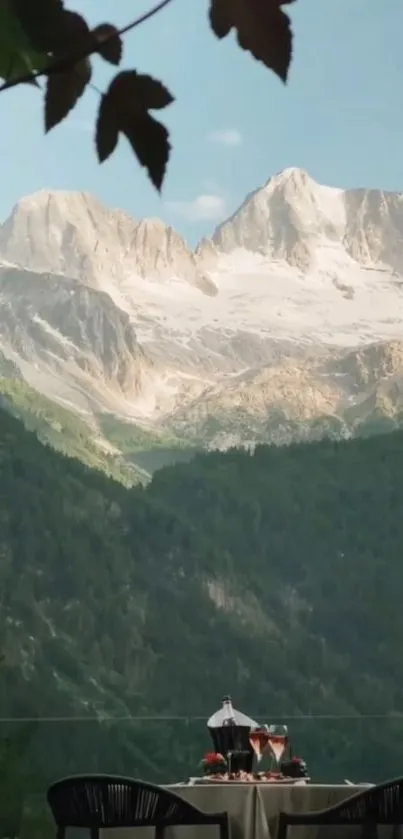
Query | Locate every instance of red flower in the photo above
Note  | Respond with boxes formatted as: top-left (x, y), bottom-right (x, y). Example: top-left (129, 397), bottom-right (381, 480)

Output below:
top-left (203, 752), bottom-right (225, 765)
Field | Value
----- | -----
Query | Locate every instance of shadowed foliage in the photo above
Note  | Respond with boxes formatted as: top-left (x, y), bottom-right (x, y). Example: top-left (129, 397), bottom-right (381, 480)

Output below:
top-left (0, 0), bottom-right (295, 189)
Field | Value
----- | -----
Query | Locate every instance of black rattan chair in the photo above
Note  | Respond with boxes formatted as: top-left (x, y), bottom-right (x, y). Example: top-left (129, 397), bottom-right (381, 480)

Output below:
top-left (47, 774), bottom-right (229, 839)
top-left (278, 777), bottom-right (403, 839)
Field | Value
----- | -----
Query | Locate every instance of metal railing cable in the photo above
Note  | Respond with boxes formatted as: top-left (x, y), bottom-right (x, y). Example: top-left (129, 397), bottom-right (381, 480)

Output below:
top-left (0, 713), bottom-right (401, 722)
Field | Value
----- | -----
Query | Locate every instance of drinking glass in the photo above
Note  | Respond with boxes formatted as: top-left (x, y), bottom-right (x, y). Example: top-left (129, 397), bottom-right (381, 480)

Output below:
top-left (267, 724), bottom-right (288, 767)
top-left (249, 726), bottom-right (270, 764)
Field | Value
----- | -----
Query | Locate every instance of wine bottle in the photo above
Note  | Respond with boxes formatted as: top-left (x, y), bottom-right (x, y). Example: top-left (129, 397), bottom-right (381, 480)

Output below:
top-left (222, 695), bottom-right (236, 726)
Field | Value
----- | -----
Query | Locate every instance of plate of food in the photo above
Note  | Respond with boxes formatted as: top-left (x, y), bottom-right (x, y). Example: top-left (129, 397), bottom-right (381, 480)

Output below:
top-left (192, 771), bottom-right (310, 785)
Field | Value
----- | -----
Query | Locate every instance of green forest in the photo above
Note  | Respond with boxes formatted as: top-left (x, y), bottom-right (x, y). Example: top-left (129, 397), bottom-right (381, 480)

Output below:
top-left (1, 406), bottom-right (403, 835)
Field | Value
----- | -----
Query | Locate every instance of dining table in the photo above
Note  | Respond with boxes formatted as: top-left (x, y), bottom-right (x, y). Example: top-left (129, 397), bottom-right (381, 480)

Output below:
top-left (102, 781), bottom-right (367, 839)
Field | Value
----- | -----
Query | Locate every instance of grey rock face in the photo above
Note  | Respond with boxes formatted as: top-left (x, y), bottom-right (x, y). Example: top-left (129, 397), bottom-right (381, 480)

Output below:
top-left (0, 170), bottom-right (403, 447)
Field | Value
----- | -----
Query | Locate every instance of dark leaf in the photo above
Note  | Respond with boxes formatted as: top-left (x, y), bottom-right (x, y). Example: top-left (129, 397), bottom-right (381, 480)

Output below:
top-left (124, 114), bottom-right (170, 192)
top-left (0, 0), bottom-right (50, 83)
top-left (45, 57), bottom-right (91, 132)
top-left (95, 94), bottom-right (118, 162)
top-left (52, 9), bottom-right (92, 56)
top-left (10, 0), bottom-right (65, 52)
top-left (92, 23), bottom-right (122, 65)
top-left (96, 70), bottom-right (174, 191)
top-left (209, 0), bottom-right (295, 82)
top-left (13, 2), bottom-right (91, 57)
top-left (114, 71), bottom-right (175, 111)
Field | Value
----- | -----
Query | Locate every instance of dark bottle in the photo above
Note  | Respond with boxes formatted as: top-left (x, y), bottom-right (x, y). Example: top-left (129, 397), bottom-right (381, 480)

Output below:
top-left (222, 695), bottom-right (236, 726)
top-left (207, 695), bottom-right (256, 772)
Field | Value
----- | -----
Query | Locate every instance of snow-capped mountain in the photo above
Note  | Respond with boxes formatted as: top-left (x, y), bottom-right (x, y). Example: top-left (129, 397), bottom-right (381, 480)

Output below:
top-left (0, 190), bottom-right (213, 290)
top-left (207, 167), bottom-right (403, 273)
top-left (1, 167), bottom-right (403, 451)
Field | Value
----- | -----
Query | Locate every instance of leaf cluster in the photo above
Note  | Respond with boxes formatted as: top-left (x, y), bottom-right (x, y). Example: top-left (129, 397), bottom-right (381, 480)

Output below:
top-left (2, 0), bottom-right (295, 190)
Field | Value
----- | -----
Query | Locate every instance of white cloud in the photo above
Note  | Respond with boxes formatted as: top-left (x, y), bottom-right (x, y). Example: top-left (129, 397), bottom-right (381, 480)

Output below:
top-left (167, 194), bottom-right (227, 222)
top-left (207, 129), bottom-right (242, 147)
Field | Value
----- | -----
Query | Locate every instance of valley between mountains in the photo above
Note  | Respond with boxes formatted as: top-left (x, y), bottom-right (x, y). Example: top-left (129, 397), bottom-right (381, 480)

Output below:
top-left (1, 166), bottom-right (403, 478)
top-left (3, 167), bottom-right (403, 813)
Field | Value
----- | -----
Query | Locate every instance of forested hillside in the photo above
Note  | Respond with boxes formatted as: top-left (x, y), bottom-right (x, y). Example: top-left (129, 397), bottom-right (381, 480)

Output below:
top-left (150, 435), bottom-right (403, 774)
top-left (2, 407), bottom-right (403, 832)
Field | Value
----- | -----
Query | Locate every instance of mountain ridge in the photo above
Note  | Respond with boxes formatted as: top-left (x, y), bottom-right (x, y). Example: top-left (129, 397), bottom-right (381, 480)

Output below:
top-left (1, 168), bottom-right (403, 460)
top-left (4, 167), bottom-right (403, 269)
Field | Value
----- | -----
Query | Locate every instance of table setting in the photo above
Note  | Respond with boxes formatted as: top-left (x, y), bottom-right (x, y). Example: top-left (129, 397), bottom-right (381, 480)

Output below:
top-left (162, 696), bottom-right (367, 839)
top-left (186, 694), bottom-right (310, 786)
top-left (99, 695), bottom-right (372, 839)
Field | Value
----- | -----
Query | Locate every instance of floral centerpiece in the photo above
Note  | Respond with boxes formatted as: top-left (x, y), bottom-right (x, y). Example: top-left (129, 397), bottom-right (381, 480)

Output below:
top-left (200, 751), bottom-right (227, 776)
top-left (280, 756), bottom-right (309, 779)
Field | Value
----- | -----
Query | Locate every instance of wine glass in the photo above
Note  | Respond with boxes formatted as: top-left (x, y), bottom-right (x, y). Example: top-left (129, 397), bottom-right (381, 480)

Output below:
top-left (267, 724), bottom-right (288, 767)
top-left (249, 726), bottom-right (270, 764)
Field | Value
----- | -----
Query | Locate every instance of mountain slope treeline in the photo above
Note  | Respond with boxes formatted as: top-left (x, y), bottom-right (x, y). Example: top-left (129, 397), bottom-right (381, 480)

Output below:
top-left (149, 436), bottom-right (403, 771)
top-left (2, 408), bottom-right (403, 814)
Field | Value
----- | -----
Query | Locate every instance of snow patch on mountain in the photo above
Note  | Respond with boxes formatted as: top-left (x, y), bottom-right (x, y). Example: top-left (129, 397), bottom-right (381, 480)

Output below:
top-left (0, 169), bottom-right (403, 432)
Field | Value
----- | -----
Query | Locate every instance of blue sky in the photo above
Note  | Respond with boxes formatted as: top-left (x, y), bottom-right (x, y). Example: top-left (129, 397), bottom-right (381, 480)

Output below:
top-left (1, 0), bottom-right (402, 244)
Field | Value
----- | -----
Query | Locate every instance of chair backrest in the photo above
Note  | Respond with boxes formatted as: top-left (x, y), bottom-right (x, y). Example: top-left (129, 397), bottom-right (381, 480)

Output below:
top-left (47, 775), bottom-right (202, 828)
top-left (285, 778), bottom-right (403, 827)
top-left (330, 778), bottom-right (403, 825)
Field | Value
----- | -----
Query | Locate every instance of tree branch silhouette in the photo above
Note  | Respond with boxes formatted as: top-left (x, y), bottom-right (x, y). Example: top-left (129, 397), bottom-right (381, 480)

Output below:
top-left (0, 0), bottom-right (294, 190)
top-left (0, 0), bottom-right (175, 94)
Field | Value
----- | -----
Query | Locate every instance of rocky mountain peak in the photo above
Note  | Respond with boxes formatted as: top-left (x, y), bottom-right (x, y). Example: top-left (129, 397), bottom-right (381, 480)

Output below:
top-left (209, 167), bottom-right (347, 270)
top-left (0, 191), bottom-right (210, 294)
top-left (130, 218), bottom-right (199, 282)
top-left (0, 190), bottom-right (137, 284)
top-left (264, 166), bottom-right (312, 191)
top-left (342, 188), bottom-right (403, 273)
top-left (2, 189), bottom-right (131, 238)
top-left (208, 168), bottom-right (403, 276)
top-left (1, 172), bottom-right (403, 445)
